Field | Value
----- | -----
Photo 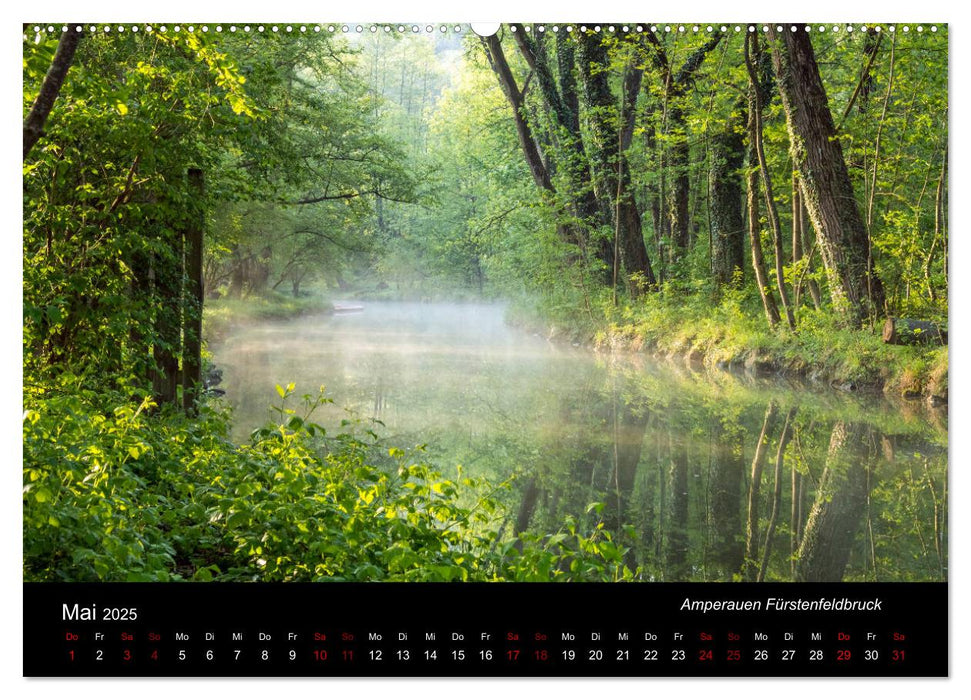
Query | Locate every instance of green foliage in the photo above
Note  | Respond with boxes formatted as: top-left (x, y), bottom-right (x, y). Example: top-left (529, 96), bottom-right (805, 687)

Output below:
top-left (22, 25), bottom-right (947, 586)
top-left (24, 388), bottom-right (639, 582)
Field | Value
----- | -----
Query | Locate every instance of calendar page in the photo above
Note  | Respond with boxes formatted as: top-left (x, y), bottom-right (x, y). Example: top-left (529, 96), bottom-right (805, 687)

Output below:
top-left (21, 14), bottom-right (949, 680)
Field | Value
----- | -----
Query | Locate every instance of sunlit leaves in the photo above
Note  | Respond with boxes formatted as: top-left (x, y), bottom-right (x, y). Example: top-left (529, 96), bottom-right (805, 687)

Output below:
top-left (23, 384), bottom-right (644, 583)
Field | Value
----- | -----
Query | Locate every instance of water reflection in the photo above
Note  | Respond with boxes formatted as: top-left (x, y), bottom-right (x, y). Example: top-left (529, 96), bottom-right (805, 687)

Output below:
top-left (212, 301), bottom-right (948, 582)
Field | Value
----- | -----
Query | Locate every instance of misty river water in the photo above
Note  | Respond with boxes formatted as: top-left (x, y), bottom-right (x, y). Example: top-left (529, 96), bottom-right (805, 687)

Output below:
top-left (210, 301), bottom-right (947, 583)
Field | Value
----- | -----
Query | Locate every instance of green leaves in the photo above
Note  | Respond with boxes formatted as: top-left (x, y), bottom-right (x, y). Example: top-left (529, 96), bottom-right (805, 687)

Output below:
top-left (23, 384), bottom-right (645, 583)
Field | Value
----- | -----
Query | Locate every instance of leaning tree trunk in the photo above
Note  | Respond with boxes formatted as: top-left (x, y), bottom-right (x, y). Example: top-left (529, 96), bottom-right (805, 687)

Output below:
top-left (796, 422), bottom-right (871, 582)
top-left (769, 26), bottom-right (885, 327)
top-left (481, 34), bottom-right (553, 193)
top-left (483, 32), bottom-right (612, 274)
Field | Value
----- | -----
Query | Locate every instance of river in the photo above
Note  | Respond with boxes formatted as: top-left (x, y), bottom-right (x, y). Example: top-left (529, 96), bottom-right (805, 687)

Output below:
top-left (210, 301), bottom-right (947, 583)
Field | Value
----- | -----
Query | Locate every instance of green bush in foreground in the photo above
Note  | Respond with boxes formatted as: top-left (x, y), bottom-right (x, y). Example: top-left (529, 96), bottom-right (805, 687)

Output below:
top-left (23, 386), bottom-right (635, 583)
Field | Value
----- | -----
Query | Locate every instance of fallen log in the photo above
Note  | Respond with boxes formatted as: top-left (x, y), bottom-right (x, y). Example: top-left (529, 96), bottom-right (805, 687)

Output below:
top-left (882, 317), bottom-right (947, 346)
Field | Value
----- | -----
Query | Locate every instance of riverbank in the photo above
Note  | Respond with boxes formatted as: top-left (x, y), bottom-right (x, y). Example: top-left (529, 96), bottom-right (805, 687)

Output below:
top-left (203, 292), bottom-right (948, 406)
top-left (507, 295), bottom-right (948, 406)
top-left (203, 292), bottom-right (334, 343)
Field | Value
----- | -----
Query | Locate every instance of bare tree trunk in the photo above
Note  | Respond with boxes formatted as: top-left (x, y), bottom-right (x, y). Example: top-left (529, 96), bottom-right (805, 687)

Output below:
top-left (24, 29), bottom-right (81, 159)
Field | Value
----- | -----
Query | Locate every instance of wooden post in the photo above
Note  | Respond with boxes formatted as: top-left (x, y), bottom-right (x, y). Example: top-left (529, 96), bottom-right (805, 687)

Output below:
top-left (183, 168), bottom-right (204, 413)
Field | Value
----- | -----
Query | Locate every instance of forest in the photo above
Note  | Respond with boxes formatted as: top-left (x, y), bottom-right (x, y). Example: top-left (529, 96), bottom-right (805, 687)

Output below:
top-left (23, 23), bottom-right (947, 583)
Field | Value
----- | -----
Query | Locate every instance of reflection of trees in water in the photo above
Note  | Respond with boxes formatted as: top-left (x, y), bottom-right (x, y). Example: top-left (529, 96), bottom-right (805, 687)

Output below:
top-left (513, 376), bottom-right (946, 583)
top-left (796, 421), bottom-right (871, 581)
top-left (707, 416), bottom-right (745, 579)
top-left (664, 436), bottom-right (689, 581)
top-left (218, 316), bottom-right (946, 583)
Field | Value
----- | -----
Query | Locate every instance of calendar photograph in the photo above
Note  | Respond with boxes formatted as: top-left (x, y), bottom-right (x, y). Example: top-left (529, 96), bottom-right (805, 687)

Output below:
top-left (21, 20), bottom-right (948, 677)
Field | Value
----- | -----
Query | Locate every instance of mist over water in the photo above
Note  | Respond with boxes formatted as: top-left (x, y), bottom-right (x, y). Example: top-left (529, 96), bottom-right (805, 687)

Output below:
top-left (216, 301), bottom-right (582, 437)
top-left (210, 300), bottom-right (947, 582)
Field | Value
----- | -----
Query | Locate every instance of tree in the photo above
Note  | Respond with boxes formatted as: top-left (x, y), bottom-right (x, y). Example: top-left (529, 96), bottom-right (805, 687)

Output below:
top-left (23, 28), bottom-right (81, 159)
top-left (576, 30), bottom-right (656, 293)
top-left (769, 26), bottom-right (886, 326)
top-left (709, 101), bottom-right (747, 288)
top-left (643, 31), bottom-right (722, 259)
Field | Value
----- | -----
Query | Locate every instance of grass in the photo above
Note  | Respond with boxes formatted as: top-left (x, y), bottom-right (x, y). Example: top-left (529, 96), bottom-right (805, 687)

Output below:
top-left (512, 288), bottom-right (948, 401)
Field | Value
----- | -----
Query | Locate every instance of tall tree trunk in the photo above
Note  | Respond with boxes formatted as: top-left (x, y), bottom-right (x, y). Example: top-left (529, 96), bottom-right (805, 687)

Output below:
top-left (799, 185), bottom-right (823, 309)
top-left (709, 106), bottom-right (747, 288)
top-left (644, 106), bottom-right (669, 282)
top-left (577, 33), bottom-right (656, 292)
top-left (926, 138), bottom-right (947, 301)
top-left (153, 239), bottom-right (183, 407)
top-left (513, 28), bottom-right (614, 280)
top-left (792, 171), bottom-right (823, 309)
top-left (769, 26), bottom-right (886, 326)
top-left (24, 29), bottom-right (81, 159)
top-left (747, 94), bottom-right (782, 328)
top-left (643, 32), bottom-right (723, 263)
top-left (791, 171), bottom-right (803, 308)
top-left (745, 33), bottom-right (796, 330)
top-left (668, 105), bottom-right (692, 255)
top-left (182, 168), bottom-right (204, 414)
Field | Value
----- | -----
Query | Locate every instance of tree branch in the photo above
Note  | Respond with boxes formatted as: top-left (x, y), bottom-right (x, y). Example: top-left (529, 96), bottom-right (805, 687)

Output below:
top-left (24, 29), bottom-right (82, 159)
top-left (292, 189), bottom-right (413, 205)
